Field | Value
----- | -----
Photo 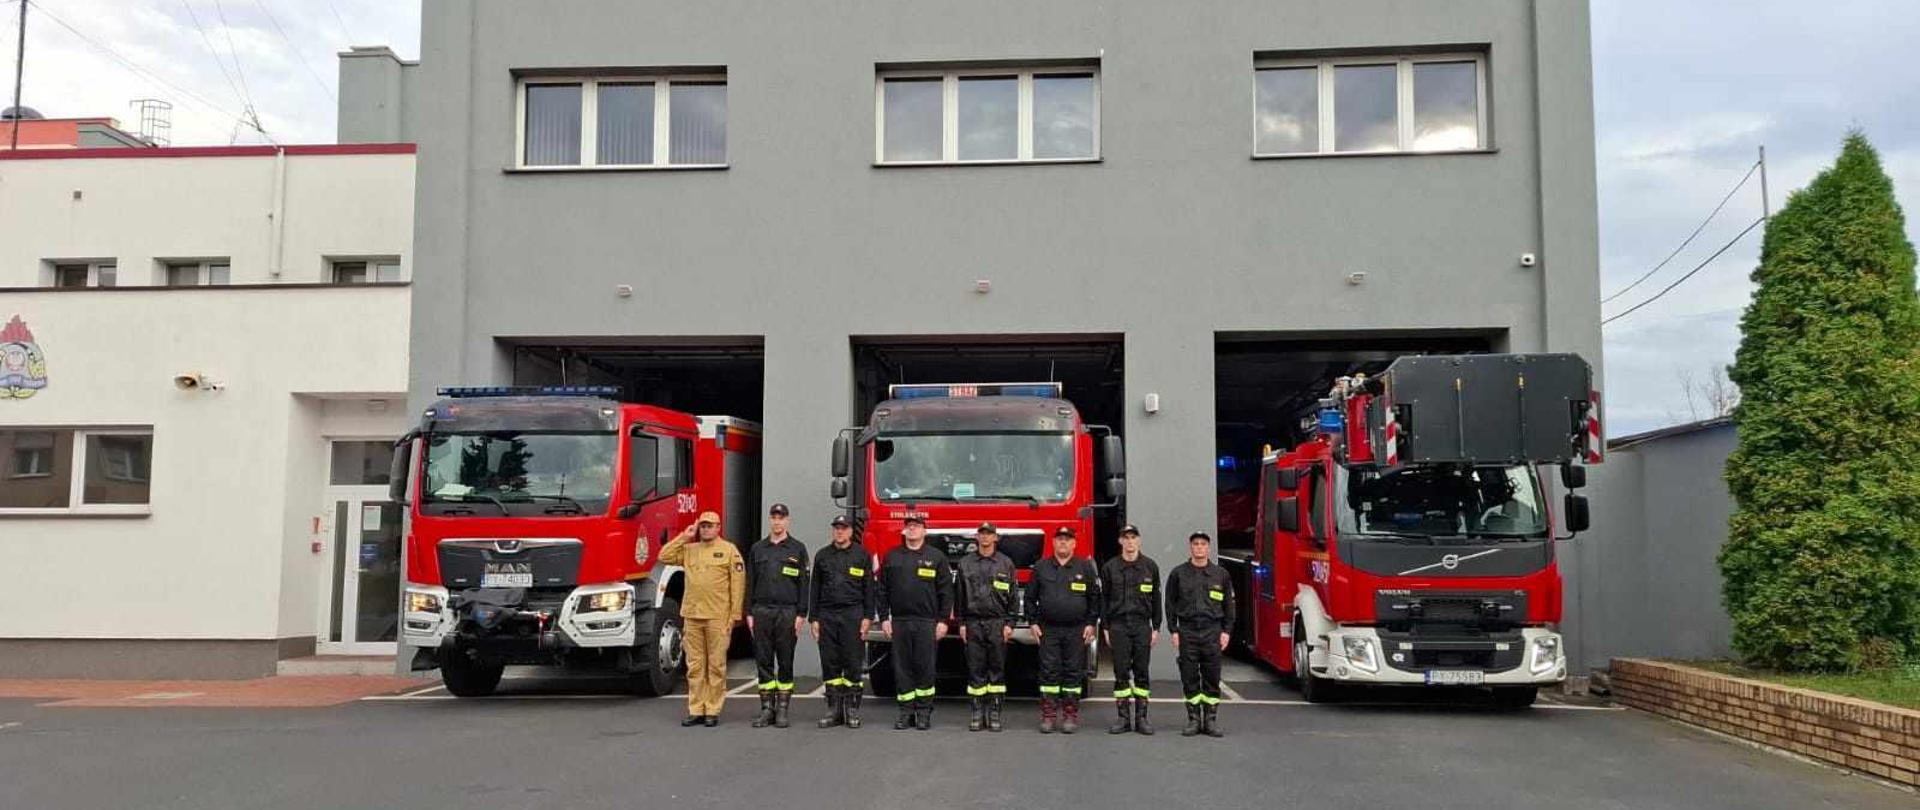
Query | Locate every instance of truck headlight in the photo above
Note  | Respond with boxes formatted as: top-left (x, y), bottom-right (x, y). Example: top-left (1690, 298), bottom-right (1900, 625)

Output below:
top-left (405, 590), bottom-right (444, 614)
top-left (1341, 636), bottom-right (1379, 673)
top-left (578, 590), bottom-right (632, 614)
top-left (1529, 636), bottom-right (1561, 675)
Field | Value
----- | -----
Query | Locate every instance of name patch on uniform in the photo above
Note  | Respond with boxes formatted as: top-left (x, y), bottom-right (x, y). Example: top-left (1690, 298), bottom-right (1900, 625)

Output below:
top-left (849, 567), bottom-right (866, 577)
top-left (781, 566), bottom-right (800, 577)
top-left (1208, 589), bottom-right (1224, 601)
top-left (1069, 582), bottom-right (1088, 592)
top-left (1138, 583), bottom-right (1155, 594)
top-left (916, 567), bottom-right (938, 579)
top-left (993, 581), bottom-right (1011, 592)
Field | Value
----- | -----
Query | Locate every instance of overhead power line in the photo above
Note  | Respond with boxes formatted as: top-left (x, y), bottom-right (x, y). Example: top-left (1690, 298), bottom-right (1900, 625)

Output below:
top-left (1600, 159), bottom-right (1762, 305)
top-left (1602, 216), bottom-right (1767, 327)
top-left (178, 0), bottom-right (248, 111)
top-left (28, 1), bottom-right (254, 134)
top-left (321, 0), bottom-right (356, 43)
top-left (252, 0), bottom-right (333, 101)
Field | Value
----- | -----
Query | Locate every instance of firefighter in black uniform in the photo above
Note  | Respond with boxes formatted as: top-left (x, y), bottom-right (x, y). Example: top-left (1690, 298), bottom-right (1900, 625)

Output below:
top-left (955, 522), bottom-right (1017, 732)
top-left (1100, 524), bottom-right (1162, 735)
top-left (1029, 526), bottom-right (1100, 734)
top-left (745, 503), bottom-right (809, 729)
top-left (1166, 531), bottom-right (1235, 738)
top-left (874, 515), bottom-right (952, 730)
top-left (810, 515), bottom-right (872, 729)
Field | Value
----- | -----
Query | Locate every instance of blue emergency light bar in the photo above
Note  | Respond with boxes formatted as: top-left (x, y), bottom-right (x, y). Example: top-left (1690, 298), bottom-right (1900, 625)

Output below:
top-left (437, 385), bottom-right (622, 399)
top-left (1317, 408), bottom-right (1346, 433)
top-left (888, 382), bottom-right (1065, 400)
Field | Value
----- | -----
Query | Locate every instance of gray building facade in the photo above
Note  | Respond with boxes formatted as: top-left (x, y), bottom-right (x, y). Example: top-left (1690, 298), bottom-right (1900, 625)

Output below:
top-left (344, 0), bottom-right (1603, 672)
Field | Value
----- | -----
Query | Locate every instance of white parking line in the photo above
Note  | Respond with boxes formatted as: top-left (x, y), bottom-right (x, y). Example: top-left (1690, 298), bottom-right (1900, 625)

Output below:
top-left (1218, 682), bottom-right (1246, 702)
top-left (397, 684), bottom-right (445, 698)
top-left (725, 681), bottom-right (759, 697)
top-left (0, 721), bottom-right (22, 731)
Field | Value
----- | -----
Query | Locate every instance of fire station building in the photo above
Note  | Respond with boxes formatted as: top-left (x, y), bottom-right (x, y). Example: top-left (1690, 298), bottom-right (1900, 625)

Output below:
top-left (340, 0), bottom-right (1604, 673)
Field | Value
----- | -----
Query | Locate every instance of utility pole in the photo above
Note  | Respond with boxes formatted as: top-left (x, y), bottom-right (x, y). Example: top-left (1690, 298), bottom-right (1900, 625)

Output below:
top-left (9, 0), bottom-right (25, 150)
top-left (1758, 145), bottom-right (1771, 220)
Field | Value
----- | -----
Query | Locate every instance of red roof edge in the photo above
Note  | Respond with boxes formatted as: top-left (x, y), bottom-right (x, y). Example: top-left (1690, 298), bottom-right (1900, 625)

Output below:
top-left (0, 143), bottom-right (417, 161)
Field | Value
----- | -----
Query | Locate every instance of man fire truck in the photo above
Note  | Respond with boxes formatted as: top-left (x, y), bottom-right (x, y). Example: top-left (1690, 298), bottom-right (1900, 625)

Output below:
top-left (1226, 354), bottom-right (1599, 707)
top-left (388, 386), bottom-right (761, 698)
top-left (829, 383), bottom-right (1125, 697)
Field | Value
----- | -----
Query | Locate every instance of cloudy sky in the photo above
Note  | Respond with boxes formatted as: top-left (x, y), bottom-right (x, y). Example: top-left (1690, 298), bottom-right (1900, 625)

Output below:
top-left (7, 0), bottom-right (1915, 435)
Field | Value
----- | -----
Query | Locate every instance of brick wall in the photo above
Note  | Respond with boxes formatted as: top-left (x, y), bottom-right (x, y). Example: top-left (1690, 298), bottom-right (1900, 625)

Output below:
top-left (1612, 658), bottom-right (1919, 788)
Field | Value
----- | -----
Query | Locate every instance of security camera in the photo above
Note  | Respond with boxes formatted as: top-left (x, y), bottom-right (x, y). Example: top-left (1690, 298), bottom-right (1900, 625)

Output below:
top-left (173, 372), bottom-right (222, 392)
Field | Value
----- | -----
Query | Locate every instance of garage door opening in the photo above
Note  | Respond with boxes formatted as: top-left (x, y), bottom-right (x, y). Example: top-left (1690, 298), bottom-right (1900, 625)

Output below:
top-left (851, 335), bottom-right (1125, 559)
top-left (507, 338), bottom-right (765, 421)
top-left (1212, 332), bottom-right (1496, 553)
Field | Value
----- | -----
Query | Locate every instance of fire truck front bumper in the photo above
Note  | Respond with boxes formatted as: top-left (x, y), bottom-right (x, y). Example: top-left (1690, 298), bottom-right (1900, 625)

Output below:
top-left (401, 583), bottom-right (638, 653)
top-left (1320, 626), bottom-right (1567, 686)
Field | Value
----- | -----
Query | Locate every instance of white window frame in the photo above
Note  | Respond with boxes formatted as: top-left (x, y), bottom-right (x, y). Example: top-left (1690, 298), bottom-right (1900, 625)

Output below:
top-left (48, 261), bottom-right (117, 288)
top-left (161, 259), bottom-right (231, 287)
top-left (0, 428), bottom-right (154, 516)
top-left (875, 66), bottom-right (1102, 165)
top-left (1253, 52), bottom-right (1489, 157)
top-left (328, 257), bottom-right (405, 285)
top-left (514, 74), bottom-right (728, 170)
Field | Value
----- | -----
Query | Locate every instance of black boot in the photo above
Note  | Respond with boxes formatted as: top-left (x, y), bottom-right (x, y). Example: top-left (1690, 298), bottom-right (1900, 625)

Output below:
top-left (846, 688), bottom-right (863, 729)
top-left (987, 696), bottom-right (1004, 732)
top-left (913, 697), bottom-right (932, 731)
top-left (774, 691), bottom-right (791, 729)
top-left (895, 699), bottom-right (913, 730)
top-left (1134, 698), bottom-right (1154, 735)
top-left (1203, 704), bottom-right (1223, 738)
top-left (1108, 697), bottom-right (1133, 734)
top-left (817, 686), bottom-right (844, 729)
top-left (751, 691), bottom-right (774, 728)
top-left (1061, 697), bottom-right (1080, 734)
top-left (1180, 704), bottom-right (1201, 737)
top-left (1039, 697), bottom-right (1057, 734)
top-left (968, 697), bottom-right (984, 732)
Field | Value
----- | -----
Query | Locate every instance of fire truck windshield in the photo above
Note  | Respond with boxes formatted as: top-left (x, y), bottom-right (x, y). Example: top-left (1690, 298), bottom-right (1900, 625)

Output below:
top-left (1336, 465), bottom-right (1546, 540)
top-left (421, 431), bottom-right (618, 515)
top-left (872, 433), bottom-right (1074, 504)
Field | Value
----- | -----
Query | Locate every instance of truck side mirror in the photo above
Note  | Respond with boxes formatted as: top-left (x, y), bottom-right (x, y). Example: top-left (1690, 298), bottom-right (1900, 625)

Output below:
top-left (1275, 467), bottom-right (1300, 491)
top-left (830, 478), bottom-right (849, 500)
top-left (1274, 496), bottom-right (1300, 533)
top-left (1105, 477), bottom-right (1126, 499)
top-left (1561, 464), bottom-right (1587, 490)
top-left (1100, 434), bottom-right (1126, 479)
top-left (1563, 494), bottom-right (1590, 534)
top-left (616, 502), bottom-right (643, 520)
top-left (831, 436), bottom-right (851, 479)
top-left (387, 433), bottom-right (416, 504)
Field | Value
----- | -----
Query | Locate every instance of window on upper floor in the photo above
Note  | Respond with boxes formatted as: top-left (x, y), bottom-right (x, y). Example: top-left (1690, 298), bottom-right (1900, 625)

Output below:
top-left (517, 73), bottom-right (727, 169)
top-left (1255, 52), bottom-right (1487, 157)
top-left (330, 258), bottom-right (404, 285)
top-left (163, 260), bottom-right (231, 287)
top-left (50, 261), bottom-right (116, 288)
top-left (876, 64), bottom-right (1099, 165)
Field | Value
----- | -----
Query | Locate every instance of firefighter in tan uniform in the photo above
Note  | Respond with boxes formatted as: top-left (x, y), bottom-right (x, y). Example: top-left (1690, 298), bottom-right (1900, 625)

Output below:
top-left (657, 511), bottom-right (746, 727)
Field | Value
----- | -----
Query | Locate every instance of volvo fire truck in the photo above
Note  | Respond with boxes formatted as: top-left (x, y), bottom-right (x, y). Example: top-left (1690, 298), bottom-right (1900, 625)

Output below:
top-left (389, 386), bottom-right (761, 697)
top-left (829, 383), bottom-right (1125, 695)
top-left (1226, 354), bottom-right (1599, 707)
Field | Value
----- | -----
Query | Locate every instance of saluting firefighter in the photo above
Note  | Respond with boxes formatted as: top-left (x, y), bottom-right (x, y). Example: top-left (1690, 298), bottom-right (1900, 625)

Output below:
top-left (874, 515), bottom-right (953, 730)
top-left (1100, 524), bottom-right (1163, 735)
top-left (745, 503), bottom-right (809, 729)
top-left (954, 522), bottom-right (1017, 732)
top-left (810, 514), bottom-right (872, 729)
top-left (1166, 531), bottom-right (1235, 737)
top-left (1029, 526), bottom-right (1100, 734)
top-left (656, 511), bottom-right (746, 728)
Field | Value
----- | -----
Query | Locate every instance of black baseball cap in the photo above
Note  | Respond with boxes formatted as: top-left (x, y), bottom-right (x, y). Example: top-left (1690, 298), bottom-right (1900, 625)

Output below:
top-left (830, 515), bottom-right (851, 528)
top-left (1053, 526), bottom-right (1076, 538)
top-left (1188, 531), bottom-right (1212, 543)
top-left (903, 515), bottom-right (927, 526)
top-left (1120, 524), bottom-right (1141, 536)
top-left (976, 522), bottom-right (999, 535)
top-left (768, 503), bottom-right (790, 516)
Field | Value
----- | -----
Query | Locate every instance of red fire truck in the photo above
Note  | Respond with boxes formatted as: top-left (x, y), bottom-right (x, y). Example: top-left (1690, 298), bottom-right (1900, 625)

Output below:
top-left (388, 386), bottom-right (761, 697)
top-left (829, 383), bottom-right (1126, 695)
top-left (1226, 354), bottom-right (1599, 707)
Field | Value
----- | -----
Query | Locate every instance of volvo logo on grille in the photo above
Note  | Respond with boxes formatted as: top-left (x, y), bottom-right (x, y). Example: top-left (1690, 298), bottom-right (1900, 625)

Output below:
top-left (1440, 554), bottom-right (1460, 570)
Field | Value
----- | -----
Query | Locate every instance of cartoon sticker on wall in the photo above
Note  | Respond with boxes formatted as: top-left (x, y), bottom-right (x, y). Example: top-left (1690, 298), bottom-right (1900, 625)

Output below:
top-left (1, 315), bottom-right (48, 399)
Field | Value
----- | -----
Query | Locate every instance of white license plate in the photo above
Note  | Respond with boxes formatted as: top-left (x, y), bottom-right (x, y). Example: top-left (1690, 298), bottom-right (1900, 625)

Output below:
top-left (482, 572), bottom-right (534, 588)
top-left (1425, 670), bottom-right (1485, 686)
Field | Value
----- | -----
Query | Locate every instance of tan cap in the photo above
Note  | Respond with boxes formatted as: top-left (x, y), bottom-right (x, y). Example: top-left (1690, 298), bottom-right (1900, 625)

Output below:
top-left (696, 511), bottom-right (721, 526)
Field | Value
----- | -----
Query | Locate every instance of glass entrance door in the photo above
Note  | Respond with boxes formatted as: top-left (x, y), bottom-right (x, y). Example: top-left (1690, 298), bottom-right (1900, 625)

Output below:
top-left (319, 440), bottom-right (401, 654)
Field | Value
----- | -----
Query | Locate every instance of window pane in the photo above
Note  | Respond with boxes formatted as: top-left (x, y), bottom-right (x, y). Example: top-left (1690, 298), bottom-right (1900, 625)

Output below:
top-left (95, 264), bottom-right (118, 287)
top-left (331, 441), bottom-right (395, 485)
top-left (668, 82), bottom-right (727, 165)
top-left (1414, 61), bottom-right (1480, 151)
top-left (957, 76), bottom-right (1017, 161)
top-left (1032, 74), bottom-right (1096, 159)
top-left (1255, 67), bottom-right (1318, 154)
top-left (54, 266), bottom-right (88, 288)
top-left (882, 78), bottom-right (942, 162)
top-left (374, 261), bottom-right (402, 283)
top-left (84, 434), bottom-right (151, 505)
top-left (167, 264), bottom-right (198, 287)
top-left (333, 262), bottom-right (369, 284)
top-left (524, 83), bottom-right (583, 166)
top-left (597, 82), bottom-right (655, 165)
top-left (1334, 64), bottom-right (1398, 152)
top-left (0, 429), bottom-right (72, 508)
top-left (209, 264), bottom-right (230, 285)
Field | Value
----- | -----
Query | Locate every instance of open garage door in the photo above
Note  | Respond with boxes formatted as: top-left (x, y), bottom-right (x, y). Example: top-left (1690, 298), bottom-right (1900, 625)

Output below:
top-left (506, 337), bottom-right (765, 421)
top-left (1212, 332), bottom-right (1495, 553)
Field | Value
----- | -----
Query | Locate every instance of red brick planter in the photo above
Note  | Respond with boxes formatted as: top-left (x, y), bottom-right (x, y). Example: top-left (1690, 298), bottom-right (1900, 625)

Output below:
top-left (1611, 658), bottom-right (1919, 788)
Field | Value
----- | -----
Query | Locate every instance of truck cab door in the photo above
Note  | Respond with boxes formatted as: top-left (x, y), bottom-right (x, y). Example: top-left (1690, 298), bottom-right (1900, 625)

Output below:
top-left (626, 428), bottom-right (696, 576)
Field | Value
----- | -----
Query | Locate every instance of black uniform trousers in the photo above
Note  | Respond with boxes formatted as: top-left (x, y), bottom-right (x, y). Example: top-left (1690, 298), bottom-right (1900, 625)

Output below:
top-left (750, 604), bottom-right (798, 692)
top-left (962, 618), bottom-right (1009, 698)
top-left (891, 617), bottom-right (938, 704)
top-left (815, 605), bottom-right (865, 689)
top-left (1108, 616), bottom-right (1154, 698)
top-left (1177, 620), bottom-right (1224, 706)
top-left (1037, 623), bottom-right (1088, 699)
